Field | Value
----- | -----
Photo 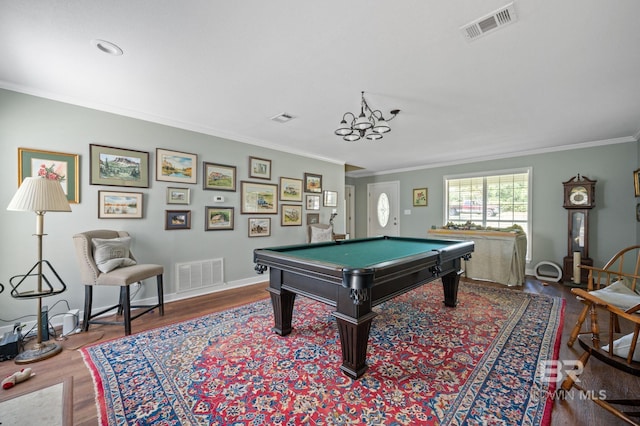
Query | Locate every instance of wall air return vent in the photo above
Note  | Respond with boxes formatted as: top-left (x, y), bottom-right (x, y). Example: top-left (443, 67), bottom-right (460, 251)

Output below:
top-left (176, 258), bottom-right (224, 293)
top-left (460, 2), bottom-right (517, 42)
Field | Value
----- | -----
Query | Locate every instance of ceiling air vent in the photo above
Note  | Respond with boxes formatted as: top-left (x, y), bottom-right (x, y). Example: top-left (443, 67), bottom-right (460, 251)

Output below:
top-left (460, 2), bottom-right (517, 42)
top-left (270, 112), bottom-right (294, 123)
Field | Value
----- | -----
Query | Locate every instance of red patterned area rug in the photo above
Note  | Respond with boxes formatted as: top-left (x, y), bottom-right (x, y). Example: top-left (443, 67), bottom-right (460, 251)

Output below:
top-left (81, 282), bottom-right (564, 425)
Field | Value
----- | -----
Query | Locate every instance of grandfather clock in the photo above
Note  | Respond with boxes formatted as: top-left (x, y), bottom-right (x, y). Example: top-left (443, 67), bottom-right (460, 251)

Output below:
top-left (562, 174), bottom-right (596, 283)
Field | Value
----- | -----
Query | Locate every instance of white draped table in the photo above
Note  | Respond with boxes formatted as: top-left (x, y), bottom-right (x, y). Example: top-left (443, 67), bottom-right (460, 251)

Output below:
top-left (428, 229), bottom-right (527, 286)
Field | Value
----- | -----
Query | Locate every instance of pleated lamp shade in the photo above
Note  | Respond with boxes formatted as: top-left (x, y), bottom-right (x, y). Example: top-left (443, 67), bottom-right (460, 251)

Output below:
top-left (7, 177), bottom-right (72, 212)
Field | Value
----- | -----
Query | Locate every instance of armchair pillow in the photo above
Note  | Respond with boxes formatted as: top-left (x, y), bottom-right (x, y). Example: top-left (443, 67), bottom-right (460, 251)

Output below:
top-left (311, 226), bottom-right (333, 243)
top-left (92, 237), bottom-right (137, 273)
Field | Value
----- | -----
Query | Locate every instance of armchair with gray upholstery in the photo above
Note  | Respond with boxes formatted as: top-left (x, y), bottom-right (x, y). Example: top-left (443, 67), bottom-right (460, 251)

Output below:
top-left (73, 230), bottom-right (164, 335)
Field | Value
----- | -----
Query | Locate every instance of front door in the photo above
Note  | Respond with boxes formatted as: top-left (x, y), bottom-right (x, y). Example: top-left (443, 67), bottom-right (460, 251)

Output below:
top-left (367, 181), bottom-right (400, 236)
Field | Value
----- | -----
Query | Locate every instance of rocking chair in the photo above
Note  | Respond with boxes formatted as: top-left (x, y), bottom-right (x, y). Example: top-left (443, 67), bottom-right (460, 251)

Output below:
top-left (561, 245), bottom-right (640, 425)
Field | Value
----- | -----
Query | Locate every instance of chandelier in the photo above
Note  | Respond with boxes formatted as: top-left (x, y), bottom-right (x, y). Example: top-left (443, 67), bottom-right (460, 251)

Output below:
top-left (334, 91), bottom-right (400, 141)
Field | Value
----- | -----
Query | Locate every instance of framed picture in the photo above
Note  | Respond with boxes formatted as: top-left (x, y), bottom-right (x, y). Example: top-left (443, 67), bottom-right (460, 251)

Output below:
top-left (634, 169), bottom-right (640, 197)
top-left (248, 217), bottom-right (271, 237)
top-left (307, 213), bottom-right (320, 225)
top-left (90, 144), bottom-right (149, 188)
top-left (323, 190), bottom-right (338, 207)
top-left (636, 203), bottom-right (640, 222)
top-left (203, 162), bottom-right (236, 191)
top-left (306, 195), bottom-right (320, 210)
top-left (165, 210), bottom-right (191, 230)
top-left (98, 190), bottom-right (143, 219)
top-left (279, 177), bottom-right (303, 202)
top-left (413, 188), bottom-right (428, 206)
top-left (166, 187), bottom-right (190, 205)
top-left (18, 148), bottom-right (80, 203)
top-left (156, 148), bottom-right (197, 184)
top-left (205, 206), bottom-right (234, 230)
top-left (240, 181), bottom-right (278, 214)
top-left (281, 204), bottom-right (302, 226)
top-left (304, 173), bottom-right (322, 193)
top-left (249, 156), bottom-right (272, 180)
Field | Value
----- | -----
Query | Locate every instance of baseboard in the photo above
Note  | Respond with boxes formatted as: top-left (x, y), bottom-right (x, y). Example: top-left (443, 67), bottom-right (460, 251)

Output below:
top-left (0, 275), bottom-right (269, 336)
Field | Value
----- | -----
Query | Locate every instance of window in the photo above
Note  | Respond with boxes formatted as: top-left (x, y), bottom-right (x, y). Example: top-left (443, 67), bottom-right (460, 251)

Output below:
top-left (445, 168), bottom-right (531, 238)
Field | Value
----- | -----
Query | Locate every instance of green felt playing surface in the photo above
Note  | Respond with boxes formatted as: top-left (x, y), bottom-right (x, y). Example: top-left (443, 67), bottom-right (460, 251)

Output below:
top-left (272, 238), bottom-right (450, 269)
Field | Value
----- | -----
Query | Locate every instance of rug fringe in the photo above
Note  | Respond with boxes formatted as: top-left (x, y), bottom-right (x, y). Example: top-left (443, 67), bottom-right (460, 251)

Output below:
top-left (80, 348), bottom-right (108, 426)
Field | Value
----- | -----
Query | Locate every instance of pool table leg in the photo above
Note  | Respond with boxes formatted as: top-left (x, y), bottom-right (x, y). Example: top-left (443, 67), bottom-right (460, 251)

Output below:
top-left (332, 311), bottom-right (378, 379)
top-left (441, 268), bottom-right (463, 307)
top-left (266, 287), bottom-right (296, 336)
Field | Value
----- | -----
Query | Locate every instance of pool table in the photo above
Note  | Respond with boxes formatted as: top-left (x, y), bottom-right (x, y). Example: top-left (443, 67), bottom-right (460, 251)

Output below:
top-left (253, 235), bottom-right (474, 379)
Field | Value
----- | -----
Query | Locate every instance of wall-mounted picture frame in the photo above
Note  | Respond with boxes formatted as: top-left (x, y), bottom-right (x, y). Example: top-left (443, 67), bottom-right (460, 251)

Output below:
top-left (634, 169), bottom-right (640, 197)
top-left (18, 147), bottom-right (80, 203)
top-left (205, 206), bottom-right (234, 230)
top-left (203, 162), bottom-right (236, 191)
top-left (98, 190), bottom-right (143, 219)
top-left (636, 203), bottom-right (640, 222)
top-left (304, 172), bottom-right (322, 193)
top-left (413, 188), bottom-right (428, 206)
top-left (249, 156), bottom-right (272, 180)
top-left (279, 177), bottom-right (303, 202)
top-left (307, 213), bottom-right (320, 225)
top-left (240, 181), bottom-right (278, 214)
top-left (166, 187), bottom-right (190, 205)
top-left (306, 195), bottom-right (320, 210)
top-left (323, 190), bottom-right (338, 207)
top-left (156, 148), bottom-right (197, 184)
top-left (248, 217), bottom-right (271, 237)
top-left (165, 210), bottom-right (191, 230)
top-left (281, 204), bottom-right (302, 226)
top-left (90, 144), bottom-right (149, 189)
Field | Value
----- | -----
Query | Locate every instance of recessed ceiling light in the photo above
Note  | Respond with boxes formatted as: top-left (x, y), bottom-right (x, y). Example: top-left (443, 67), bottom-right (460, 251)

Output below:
top-left (91, 39), bottom-right (123, 56)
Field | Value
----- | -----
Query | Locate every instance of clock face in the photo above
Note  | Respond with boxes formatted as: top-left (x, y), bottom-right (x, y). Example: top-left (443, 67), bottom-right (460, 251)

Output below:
top-left (569, 186), bottom-right (589, 206)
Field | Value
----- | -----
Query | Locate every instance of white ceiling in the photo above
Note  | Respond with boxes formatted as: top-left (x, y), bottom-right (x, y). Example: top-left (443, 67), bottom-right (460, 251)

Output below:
top-left (1, 1), bottom-right (639, 177)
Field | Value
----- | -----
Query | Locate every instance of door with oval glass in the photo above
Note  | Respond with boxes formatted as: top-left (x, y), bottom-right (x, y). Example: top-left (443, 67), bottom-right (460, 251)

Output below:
top-left (367, 181), bottom-right (400, 236)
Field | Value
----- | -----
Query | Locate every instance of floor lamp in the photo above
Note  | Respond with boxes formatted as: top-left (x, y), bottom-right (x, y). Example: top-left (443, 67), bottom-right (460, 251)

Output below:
top-left (7, 176), bottom-right (71, 363)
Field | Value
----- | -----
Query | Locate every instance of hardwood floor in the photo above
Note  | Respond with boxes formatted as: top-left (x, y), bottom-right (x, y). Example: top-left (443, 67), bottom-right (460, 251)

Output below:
top-left (0, 278), bottom-right (637, 425)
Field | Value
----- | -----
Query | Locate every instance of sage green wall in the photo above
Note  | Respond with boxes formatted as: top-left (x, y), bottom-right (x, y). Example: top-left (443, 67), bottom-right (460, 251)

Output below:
top-left (0, 89), bottom-right (344, 329)
top-left (349, 141), bottom-right (639, 273)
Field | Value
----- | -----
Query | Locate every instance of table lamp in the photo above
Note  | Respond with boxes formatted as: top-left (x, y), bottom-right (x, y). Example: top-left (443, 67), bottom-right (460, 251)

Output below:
top-left (6, 176), bottom-right (71, 363)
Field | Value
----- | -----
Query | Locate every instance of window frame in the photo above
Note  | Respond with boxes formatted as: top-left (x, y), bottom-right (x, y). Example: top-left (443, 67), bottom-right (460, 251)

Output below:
top-left (443, 167), bottom-right (532, 261)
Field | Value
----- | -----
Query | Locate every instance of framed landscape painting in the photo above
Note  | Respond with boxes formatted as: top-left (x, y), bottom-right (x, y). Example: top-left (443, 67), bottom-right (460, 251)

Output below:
top-left (90, 144), bottom-right (149, 188)
top-left (304, 173), bottom-right (322, 193)
top-left (166, 187), bottom-right (190, 205)
top-left (307, 213), bottom-right (320, 225)
top-left (205, 207), bottom-right (234, 230)
top-left (18, 147), bottom-right (80, 203)
top-left (279, 177), bottom-right (303, 202)
top-left (249, 156), bottom-right (271, 180)
top-left (281, 204), bottom-right (302, 226)
top-left (165, 210), bottom-right (191, 230)
top-left (241, 181), bottom-right (278, 214)
top-left (248, 217), bottom-right (271, 237)
top-left (156, 148), bottom-right (197, 184)
top-left (98, 190), bottom-right (143, 219)
top-left (203, 162), bottom-right (236, 191)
